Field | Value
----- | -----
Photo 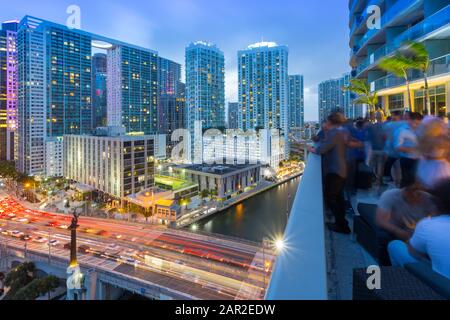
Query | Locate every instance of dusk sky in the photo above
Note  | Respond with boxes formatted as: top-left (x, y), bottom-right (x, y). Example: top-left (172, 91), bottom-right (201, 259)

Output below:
top-left (1, 0), bottom-right (351, 121)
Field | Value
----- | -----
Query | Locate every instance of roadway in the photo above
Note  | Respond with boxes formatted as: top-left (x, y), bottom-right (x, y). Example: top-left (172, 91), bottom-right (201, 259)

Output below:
top-left (0, 191), bottom-right (276, 300)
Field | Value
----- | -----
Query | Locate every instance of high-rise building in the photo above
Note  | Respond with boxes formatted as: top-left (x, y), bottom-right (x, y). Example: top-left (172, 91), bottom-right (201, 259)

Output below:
top-left (227, 102), bottom-right (239, 129)
top-left (16, 16), bottom-right (160, 176)
top-left (157, 57), bottom-right (184, 136)
top-left (318, 73), bottom-right (354, 123)
top-left (0, 21), bottom-right (18, 162)
top-left (107, 45), bottom-right (158, 134)
top-left (91, 53), bottom-right (107, 129)
top-left (350, 0), bottom-right (449, 116)
top-left (238, 41), bottom-right (289, 161)
top-left (185, 41), bottom-right (225, 162)
top-left (288, 75), bottom-right (304, 128)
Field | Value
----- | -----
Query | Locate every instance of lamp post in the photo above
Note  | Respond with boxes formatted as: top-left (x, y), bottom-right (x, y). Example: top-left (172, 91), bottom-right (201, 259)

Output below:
top-left (261, 237), bottom-right (269, 291)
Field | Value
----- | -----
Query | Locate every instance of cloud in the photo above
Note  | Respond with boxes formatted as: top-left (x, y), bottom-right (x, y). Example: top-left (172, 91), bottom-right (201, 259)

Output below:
top-left (98, 3), bottom-right (156, 50)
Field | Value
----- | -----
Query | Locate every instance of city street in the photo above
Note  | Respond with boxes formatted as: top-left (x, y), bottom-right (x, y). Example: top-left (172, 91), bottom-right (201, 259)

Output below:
top-left (0, 191), bottom-right (275, 299)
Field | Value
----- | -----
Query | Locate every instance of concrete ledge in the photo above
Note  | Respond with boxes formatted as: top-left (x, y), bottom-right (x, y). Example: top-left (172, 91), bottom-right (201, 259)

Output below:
top-left (266, 154), bottom-right (328, 300)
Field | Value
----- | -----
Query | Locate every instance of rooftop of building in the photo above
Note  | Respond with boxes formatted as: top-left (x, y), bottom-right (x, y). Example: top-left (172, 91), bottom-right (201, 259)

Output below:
top-left (186, 41), bottom-right (223, 53)
top-left (18, 15), bottom-right (158, 55)
top-left (65, 127), bottom-right (159, 141)
top-left (154, 174), bottom-right (198, 191)
top-left (239, 41), bottom-right (288, 53)
top-left (176, 163), bottom-right (261, 176)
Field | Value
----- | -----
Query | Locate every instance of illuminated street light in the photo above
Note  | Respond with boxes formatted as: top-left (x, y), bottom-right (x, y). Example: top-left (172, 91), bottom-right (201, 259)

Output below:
top-left (275, 238), bottom-right (285, 252)
top-left (191, 224), bottom-right (198, 231)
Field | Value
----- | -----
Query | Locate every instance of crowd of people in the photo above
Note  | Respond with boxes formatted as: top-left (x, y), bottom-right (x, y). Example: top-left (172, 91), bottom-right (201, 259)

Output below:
top-left (309, 109), bottom-right (450, 280)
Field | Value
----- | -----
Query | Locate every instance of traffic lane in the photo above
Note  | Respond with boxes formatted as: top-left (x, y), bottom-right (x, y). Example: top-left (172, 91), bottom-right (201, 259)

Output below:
top-left (0, 197), bottom-right (266, 263)
top-left (1, 220), bottom-right (267, 287)
top-left (3, 236), bottom-right (231, 300)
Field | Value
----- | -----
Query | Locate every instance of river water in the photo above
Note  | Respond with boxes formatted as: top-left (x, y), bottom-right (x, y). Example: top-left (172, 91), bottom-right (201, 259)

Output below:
top-left (192, 176), bottom-right (301, 243)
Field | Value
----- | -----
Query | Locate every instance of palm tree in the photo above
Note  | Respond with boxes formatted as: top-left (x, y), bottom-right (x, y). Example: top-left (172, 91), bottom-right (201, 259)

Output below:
top-left (379, 53), bottom-right (416, 111)
top-left (402, 41), bottom-right (431, 115)
top-left (343, 78), bottom-right (379, 114)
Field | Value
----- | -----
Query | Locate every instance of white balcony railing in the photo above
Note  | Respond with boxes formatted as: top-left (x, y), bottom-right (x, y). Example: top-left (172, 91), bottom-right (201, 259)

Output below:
top-left (266, 154), bottom-right (328, 300)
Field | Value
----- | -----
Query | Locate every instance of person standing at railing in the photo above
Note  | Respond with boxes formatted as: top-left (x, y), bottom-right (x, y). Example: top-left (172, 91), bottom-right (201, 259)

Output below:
top-left (308, 112), bottom-right (362, 234)
top-left (367, 111), bottom-right (387, 191)
top-left (393, 112), bottom-right (423, 188)
top-left (383, 111), bottom-right (403, 186)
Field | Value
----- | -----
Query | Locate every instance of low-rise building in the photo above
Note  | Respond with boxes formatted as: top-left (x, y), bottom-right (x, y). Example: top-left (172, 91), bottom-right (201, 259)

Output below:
top-left (125, 188), bottom-right (181, 225)
top-left (173, 163), bottom-right (262, 200)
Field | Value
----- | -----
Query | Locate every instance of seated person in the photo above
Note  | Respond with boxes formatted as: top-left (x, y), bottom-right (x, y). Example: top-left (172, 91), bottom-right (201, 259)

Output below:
top-left (375, 180), bottom-right (437, 265)
top-left (388, 179), bottom-right (450, 279)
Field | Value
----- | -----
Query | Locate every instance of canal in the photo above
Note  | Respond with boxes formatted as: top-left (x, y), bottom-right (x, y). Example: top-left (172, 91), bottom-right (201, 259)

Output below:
top-left (192, 176), bottom-right (301, 243)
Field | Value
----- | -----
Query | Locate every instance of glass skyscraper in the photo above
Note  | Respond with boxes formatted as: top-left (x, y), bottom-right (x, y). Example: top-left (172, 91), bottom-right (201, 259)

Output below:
top-left (16, 16), bottom-right (161, 176)
top-left (185, 41), bottom-right (225, 162)
top-left (227, 102), bottom-right (239, 129)
top-left (107, 45), bottom-right (158, 134)
top-left (92, 53), bottom-right (107, 129)
top-left (157, 57), bottom-right (184, 135)
top-left (350, 0), bottom-right (449, 116)
top-left (185, 42), bottom-right (225, 131)
top-left (238, 42), bottom-right (289, 158)
top-left (0, 21), bottom-right (18, 162)
top-left (288, 75), bottom-right (304, 129)
top-left (318, 73), bottom-right (354, 123)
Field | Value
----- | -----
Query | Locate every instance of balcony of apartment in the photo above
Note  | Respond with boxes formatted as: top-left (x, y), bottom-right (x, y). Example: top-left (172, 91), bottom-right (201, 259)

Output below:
top-left (354, 4), bottom-right (450, 78)
top-left (373, 53), bottom-right (450, 92)
top-left (266, 153), bottom-right (450, 300)
top-left (349, 0), bottom-right (368, 18)
top-left (351, 0), bottom-right (424, 63)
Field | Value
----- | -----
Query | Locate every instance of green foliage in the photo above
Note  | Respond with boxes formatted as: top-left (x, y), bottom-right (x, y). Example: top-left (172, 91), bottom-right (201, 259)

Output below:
top-left (402, 41), bottom-right (430, 72)
top-left (201, 189), bottom-right (210, 198)
top-left (0, 161), bottom-right (28, 182)
top-left (343, 79), bottom-right (379, 112)
top-left (4, 262), bottom-right (36, 299)
top-left (9, 275), bottom-right (60, 300)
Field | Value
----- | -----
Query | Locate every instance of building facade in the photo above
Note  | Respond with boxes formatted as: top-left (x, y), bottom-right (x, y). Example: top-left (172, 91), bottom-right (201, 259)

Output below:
top-left (185, 41), bottom-right (225, 161)
top-left (0, 21), bottom-right (18, 162)
top-left (16, 16), bottom-right (164, 176)
top-left (174, 164), bottom-right (261, 200)
top-left (349, 0), bottom-right (450, 116)
top-left (238, 42), bottom-right (289, 159)
top-left (288, 75), bottom-right (304, 129)
top-left (318, 73), bottom-right (356, 122)
top-left (227, 102), bottom-right (239, 129)
top-left (157, 57), bottom-right (184, 136)
top-left (92, 53), bottom-right (107, 129)
top-left (64, 133), bottom-right (156, 200)
top-left (106, 45), bottom-right (158, 133)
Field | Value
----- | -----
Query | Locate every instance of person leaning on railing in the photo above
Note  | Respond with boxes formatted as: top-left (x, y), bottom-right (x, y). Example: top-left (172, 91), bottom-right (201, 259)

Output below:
top-left (308, 111), bottom-right (363, 234)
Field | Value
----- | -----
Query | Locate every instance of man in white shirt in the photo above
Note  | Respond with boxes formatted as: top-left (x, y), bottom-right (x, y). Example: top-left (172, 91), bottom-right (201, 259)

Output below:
top-left (388, 179), bottom-right (450, 279)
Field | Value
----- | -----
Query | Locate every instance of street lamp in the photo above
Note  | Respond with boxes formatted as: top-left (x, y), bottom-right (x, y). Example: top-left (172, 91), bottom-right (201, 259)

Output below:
top-left (261, 237), bottom-right (270, 290)
top-left (275, 238), bottom-right (285, 252)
